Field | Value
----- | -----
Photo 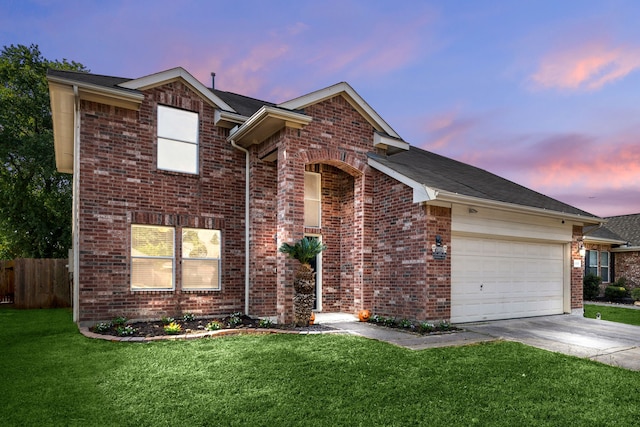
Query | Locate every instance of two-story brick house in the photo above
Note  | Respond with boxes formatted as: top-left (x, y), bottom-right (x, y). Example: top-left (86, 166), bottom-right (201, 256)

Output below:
top-left (48, 67), bottom-right (602, 325)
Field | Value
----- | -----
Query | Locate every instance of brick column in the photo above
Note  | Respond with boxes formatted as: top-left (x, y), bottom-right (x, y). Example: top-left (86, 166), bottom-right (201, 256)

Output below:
top-left (571, 225), bottom-right (584, 313)
top-left (275, 131), bottom-right (304, 324)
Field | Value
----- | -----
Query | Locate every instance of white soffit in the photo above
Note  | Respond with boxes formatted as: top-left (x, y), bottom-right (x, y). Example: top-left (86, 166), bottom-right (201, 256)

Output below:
top-left (278, 82), bottom-right (402, 139)
top-left (367, 157), bottom-right (436, 203)
top-left (119, 67), bottom-right (236, 112)
top-left (49, 82), bottom-right (75, 174)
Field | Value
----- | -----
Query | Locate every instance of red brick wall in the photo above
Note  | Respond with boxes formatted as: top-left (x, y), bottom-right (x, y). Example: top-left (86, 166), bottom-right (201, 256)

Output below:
top-left (371, 172), bottom-right (432, 320)
top-left (614, 251), bottom-right (640, 289)
top-left (572, 226), bottom-right (585, 309)
top-left (77, 81), bottom-right (246, 322)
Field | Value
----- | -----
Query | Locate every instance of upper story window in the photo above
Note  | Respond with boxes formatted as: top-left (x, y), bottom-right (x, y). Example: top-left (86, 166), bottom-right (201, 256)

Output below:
top-left (157, 105), bottom-right (199, 174)
top-left (304, 171), bottom-right (321, 227)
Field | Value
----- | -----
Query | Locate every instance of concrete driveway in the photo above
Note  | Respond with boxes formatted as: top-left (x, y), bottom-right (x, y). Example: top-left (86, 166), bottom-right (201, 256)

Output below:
top-left (466, 315), bottom-right (640, 371)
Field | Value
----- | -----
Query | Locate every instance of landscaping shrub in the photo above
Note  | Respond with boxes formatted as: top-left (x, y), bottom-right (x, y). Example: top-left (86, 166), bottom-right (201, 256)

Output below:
top-left (630, 288), bottom-right (640, 302)
top-left (604, 285), bottom-right (628, 301)
top-left (583, 274), bottom-right (601, 300)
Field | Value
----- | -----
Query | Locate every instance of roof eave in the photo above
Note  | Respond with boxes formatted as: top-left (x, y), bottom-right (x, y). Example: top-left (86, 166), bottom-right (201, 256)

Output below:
top-left (228, 106), bottom-right (312, 147)
top-left (434, 190), bottom-right (604, 225)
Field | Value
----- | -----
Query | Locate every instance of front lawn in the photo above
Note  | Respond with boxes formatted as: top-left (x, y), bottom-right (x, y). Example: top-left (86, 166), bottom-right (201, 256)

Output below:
top-left (584, 303), bottom-right (640, 326)
top-left (2, 307), bottom-right (639, 426)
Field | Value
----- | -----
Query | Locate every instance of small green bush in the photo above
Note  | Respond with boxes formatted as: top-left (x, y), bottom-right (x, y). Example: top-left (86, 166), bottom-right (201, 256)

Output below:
top-left (258, 318), bottom-right (273, 328)
top-left (604, 285), bottom-right (628, 301)
top-left (112, 316), bottom-right (127, 326)
top-left (205, 320), bottom-right (221, 331)
top-left (115, 325), bottom-right (136, 336)
top-left (418, 322), bottom-right (435, 333)
top-left (182, 313), bottom-right (196, 322)
top-left (161, 316), bottom-right (174, 325)
top-left (631, 288), bottom-right (640, 302)
top-left (92, 322), bottom-right (112, 333)
top-left (583, 274), bottom-right (602, 300)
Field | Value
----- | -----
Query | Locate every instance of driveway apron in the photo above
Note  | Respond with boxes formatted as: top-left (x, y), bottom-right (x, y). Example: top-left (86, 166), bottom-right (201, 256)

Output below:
top-left (465, 315), bottom-right (640, 371)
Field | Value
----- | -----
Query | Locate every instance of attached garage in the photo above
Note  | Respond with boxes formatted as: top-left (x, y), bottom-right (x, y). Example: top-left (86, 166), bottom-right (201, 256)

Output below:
top-left (451, 235), bottom-right (565, 323)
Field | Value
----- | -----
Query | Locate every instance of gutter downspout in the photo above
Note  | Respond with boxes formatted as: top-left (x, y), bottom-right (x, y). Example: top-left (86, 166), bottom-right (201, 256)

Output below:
top-left (230, 139), bottom-right (250, 315)
top-left (72, 85), bottom-right (80, 322)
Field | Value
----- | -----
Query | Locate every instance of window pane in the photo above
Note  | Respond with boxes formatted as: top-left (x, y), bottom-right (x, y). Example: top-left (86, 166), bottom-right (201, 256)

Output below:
top-left (600, 252), bottom-right (609, 267)
top-left (131, 225), bottom-right (174, 257)
top-left (183, 259), bottom-right (220, 290)
top-left (183, 229), bottom-right (220, 259)
top-left (131, 258), bottom-right (173, 289)
top-left (157, 105), bottom-right (198, 143)
top-left (304, 172), bottom-right (321, 227)
top-left (157, 138), bottom-right (198, 174)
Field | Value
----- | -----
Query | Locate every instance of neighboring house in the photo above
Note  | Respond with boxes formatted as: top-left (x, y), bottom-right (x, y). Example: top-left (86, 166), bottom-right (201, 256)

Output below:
top-left (584, 214), bottom-right (640, 290)
top-left (47, 67), bottom-right (602, 325)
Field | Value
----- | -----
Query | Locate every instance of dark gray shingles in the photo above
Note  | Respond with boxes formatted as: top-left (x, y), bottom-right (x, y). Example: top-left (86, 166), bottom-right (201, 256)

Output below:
top-left (369, 146), bottom-right (598, 218)
top-left (602, 214), bottom-right (640, 245)
top-left (47, 69), bottom-right (138, 93)
top-left (210, 89), bottom-right (274, 117)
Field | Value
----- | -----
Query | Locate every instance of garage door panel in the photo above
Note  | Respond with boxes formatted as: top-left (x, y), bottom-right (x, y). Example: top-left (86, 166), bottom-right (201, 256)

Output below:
top-left (451, 236), bottom-right (565, 323)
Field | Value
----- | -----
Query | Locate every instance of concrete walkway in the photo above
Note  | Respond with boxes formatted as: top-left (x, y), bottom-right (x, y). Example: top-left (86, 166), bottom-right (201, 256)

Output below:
top-left (317, 312), bottom-right (640, 371)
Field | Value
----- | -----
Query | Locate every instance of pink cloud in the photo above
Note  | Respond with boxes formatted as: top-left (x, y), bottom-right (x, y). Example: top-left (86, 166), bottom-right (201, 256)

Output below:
top-left (530, 41), bottom-right (640, 91)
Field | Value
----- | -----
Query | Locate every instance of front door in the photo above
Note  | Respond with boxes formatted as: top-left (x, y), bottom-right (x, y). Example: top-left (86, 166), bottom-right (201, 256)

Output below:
top-left (304, 235), bottom-right (322, 311)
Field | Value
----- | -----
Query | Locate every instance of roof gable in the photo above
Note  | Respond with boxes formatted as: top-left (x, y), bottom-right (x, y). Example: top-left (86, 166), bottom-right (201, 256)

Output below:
top-left (279, 82), bottom-right (404, 142)
top-left (118, 67), bottom-right (236, 112)
top-left (601, 214), bottom-right (640, 245)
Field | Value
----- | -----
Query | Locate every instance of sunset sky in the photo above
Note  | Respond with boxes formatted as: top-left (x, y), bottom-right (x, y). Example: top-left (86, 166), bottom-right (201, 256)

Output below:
top-left (2, 0), bottom-right (640, 217)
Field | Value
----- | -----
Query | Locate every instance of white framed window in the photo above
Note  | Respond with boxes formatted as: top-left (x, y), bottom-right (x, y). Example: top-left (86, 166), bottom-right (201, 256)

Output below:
top-left (600, 251), bottom-right (610, 283)
top-left (157, 105), bottom-right (199, 174)
top-left (131, 225), bottom-right (175, 290)
top-left (586, 250), bottom-right (598, 277)
top-left (182, 228), bottom-right (221, 290)
top-left (304, 171), bottom-right (321, 227)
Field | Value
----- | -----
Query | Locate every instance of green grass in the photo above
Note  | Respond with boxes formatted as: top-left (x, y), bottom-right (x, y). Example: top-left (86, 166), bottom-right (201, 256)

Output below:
top-left (584, 303), bottom-right (640, 326)
top-left (2, 307), bottom-right (640, 426)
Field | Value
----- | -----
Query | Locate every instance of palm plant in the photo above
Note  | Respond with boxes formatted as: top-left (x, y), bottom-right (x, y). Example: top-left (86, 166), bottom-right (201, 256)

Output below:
top-left (279, 237), bottom-right (326, 326)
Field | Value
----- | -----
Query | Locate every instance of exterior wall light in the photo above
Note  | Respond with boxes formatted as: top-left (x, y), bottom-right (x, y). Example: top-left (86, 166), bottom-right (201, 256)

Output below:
top-left (578, 240), bottom-right (586, 257)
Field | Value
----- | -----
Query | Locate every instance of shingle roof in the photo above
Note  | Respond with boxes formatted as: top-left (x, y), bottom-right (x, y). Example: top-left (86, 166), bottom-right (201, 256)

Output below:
top-left (210, 89), bottom-right (274, 117)
top-left (47, 69), bottom-right (138, 93)
top-left (368, 146), bottom-right (598, 218)
top-left (601, 214), bottom-right (640, 245)
top-left (584, 225), bottom-right (626, 242)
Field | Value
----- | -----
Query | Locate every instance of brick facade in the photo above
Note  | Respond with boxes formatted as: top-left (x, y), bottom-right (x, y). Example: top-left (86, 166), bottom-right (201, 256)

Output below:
top-left (71, 74), bottom-right (589, 324)
top-left (77, 82), bottom-right (246, 321)
top-left (615, 252), bottom-right (640, 289)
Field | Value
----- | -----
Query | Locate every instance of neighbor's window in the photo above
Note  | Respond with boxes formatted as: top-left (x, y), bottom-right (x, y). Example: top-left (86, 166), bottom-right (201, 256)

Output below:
top-left (600, 251), bottom-right (610, 283)
top-left (131, 225), bottom-right (175, 290)
top-left (586, 250), bottom-right (598, 277)
top-left (157, 105), bottom-right (199, 174)
top-left (304, 171), bottom-right (321, 227)
top-left (182, 228), bottom-right (221, 290)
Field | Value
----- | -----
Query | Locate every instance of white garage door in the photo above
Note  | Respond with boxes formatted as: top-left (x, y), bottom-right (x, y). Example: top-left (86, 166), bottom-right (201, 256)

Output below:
top-left (451, 235), bottom-right (565, 323)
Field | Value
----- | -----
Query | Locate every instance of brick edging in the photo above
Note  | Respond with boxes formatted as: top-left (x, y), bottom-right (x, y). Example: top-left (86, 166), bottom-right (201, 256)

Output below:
top-left (79, 326), bottom-right (341, 342)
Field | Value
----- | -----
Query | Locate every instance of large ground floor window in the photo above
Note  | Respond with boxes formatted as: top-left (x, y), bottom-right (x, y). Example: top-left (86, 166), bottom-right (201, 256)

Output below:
top-left (131, 225), bottom-right (221, 291)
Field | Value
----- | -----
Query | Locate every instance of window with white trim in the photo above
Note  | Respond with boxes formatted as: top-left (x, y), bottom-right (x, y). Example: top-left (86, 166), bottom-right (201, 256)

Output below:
top-left (131, 225), bottom-right (175, 290)
top-left (157, 105), bottom-right (199, 174)
top-left (304, 171), bottom-right (321, 227)
top-left (586, 250), bottom-right (598, 277)
top-left (182, 228), bottom-right (221, 290)
top-left (600, 251), bottom-right (610, 283)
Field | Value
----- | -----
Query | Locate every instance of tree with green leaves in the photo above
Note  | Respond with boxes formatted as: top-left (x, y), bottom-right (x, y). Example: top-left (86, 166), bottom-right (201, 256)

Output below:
top-left (0, 44), bottom-right (86, 259)
top-left (279, 237), bottom-right (326, 326)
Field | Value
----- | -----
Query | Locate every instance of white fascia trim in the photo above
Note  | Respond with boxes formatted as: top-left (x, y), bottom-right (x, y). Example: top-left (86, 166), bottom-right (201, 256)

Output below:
top-left (435, 190), bottom-right (604, 225)
top-left (214, 109), bottom-right (248, 126)
top-left (278, 82), bottom-right (401, 139)
top-left (611, 245), bottom-right (640, 253)
top-left (47, 75), bottom-right (144, 103)
top-left (585, 236), bottom-right (627, 245)
top-left (373, 132), bottom-right (410, 151)
top-left (367, 158), bottom-right (436, 203)
top-left (228, 105), bottom-right (312, 141)
top-left (118, 67), bottom-right (236, 112)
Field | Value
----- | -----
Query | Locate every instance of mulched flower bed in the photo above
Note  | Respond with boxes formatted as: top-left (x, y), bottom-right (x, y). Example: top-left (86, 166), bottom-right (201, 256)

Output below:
top-left (91, 314), bottom-right (335, 338)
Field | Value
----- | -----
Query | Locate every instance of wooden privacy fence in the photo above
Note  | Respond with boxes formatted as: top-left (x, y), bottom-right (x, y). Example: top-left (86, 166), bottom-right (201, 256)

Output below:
top-left (0, 259), bottom-right (71, 308)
